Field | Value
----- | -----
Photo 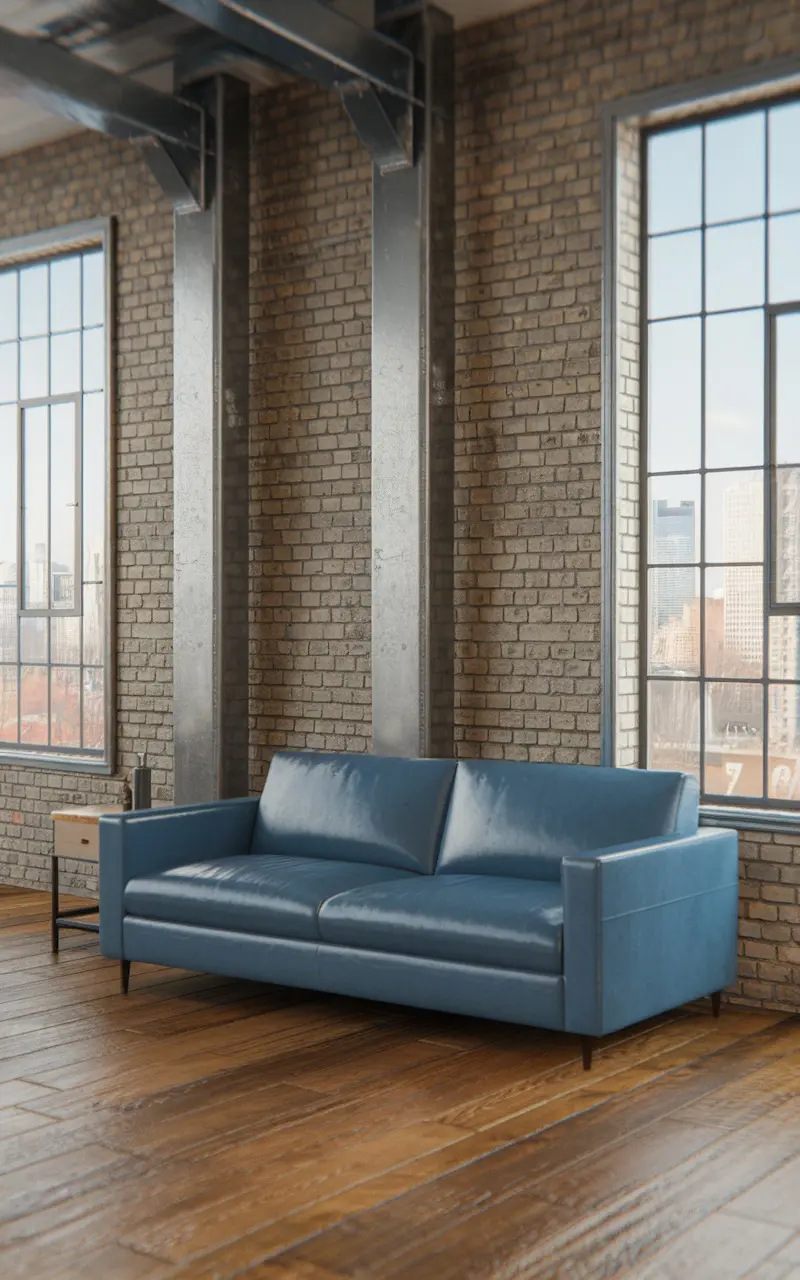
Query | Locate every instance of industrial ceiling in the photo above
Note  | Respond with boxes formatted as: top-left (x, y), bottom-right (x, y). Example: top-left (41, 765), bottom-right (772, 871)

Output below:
top-left (0, 0), bottom-right (536, 158)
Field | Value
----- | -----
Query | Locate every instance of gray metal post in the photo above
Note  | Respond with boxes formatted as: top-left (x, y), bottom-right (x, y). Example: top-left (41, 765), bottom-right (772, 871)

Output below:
top-left (173, 76), bottom-right (250, 802)
top-left (371, 5), bottom-right (455, 758)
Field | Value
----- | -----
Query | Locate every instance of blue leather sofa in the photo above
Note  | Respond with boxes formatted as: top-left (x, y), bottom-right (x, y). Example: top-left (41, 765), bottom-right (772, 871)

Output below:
top-left (98, 752), bottom-right (739, 1067)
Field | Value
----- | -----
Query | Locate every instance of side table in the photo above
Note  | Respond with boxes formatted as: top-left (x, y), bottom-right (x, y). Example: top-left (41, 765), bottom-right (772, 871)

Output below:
top-left (51, 805), bottom-right (124, 953)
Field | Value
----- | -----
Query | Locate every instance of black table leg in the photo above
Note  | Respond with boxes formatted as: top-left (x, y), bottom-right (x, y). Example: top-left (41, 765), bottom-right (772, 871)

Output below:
top-left (51, 855), bottom-right (59, 954)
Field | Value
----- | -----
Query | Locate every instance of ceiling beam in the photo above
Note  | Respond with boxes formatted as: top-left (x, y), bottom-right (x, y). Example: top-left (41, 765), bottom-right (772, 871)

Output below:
top-left (158, 0), bottom-right (417, 102)
top-left (0, 28), bottom-right (205, 154)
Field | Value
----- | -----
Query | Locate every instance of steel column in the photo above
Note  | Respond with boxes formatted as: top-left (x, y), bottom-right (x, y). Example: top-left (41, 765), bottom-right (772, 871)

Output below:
top-left (371, 6), bottom-right (454, 758)
top-left (173, 75), bottom-right (250, 802)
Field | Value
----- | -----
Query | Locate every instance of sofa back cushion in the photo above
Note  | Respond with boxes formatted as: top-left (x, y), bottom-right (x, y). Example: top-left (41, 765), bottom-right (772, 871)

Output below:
top-left (251, 751), bottom-right (457, 875)
top-left (437, 761), bottom-right (699, 881)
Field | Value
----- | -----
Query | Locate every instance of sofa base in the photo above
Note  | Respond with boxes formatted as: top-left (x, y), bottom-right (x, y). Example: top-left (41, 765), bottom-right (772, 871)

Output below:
top-left (121, 916), bottom-right (566, 1032)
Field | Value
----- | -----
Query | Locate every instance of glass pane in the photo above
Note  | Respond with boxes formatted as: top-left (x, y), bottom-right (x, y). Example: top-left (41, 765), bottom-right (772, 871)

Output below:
top-left (50, 667), bottom-right (80, 748)
top-left (705, 111), bottom-right (765, 225)
top-left (647, 680), bottom-right (700, 779)
top-left (705, 310), bottom-right (764, 469)
top-left (82, 583), bottom-right (104, 666)
top-left (82, 252), bottom-right (104, 328)
top-left (0, 272), bottom-right (17, 343)
top-left (648, 475), bottom-right (700, 565)
top-left (769, 213), bottom-right (800, 305)
top-left (769, 103), bottom-right (800, 215)
top-left (768, 685), bottom-right (800, 801)
top-left (20, 616), bottom-right (47, 664)
top-left (647, 127), bottom-right (702, 235)
top-left (19, 265), bottom-right (48, 339)
top-left (774, 467), bottom-right (800, 606)
top-left (22, 406), bottom-right (48, 610)
top-left (83, 667), bottom-right (104, 751)
top-left (19, 337), bottom-right (49, 400)
top-left (648, 568), bottom-right (700, 675)
top-left (705, 221), bottom-right (765, 313)
top-left (50, 332), bottom-right (80, 396)
top-left (51, 615), bottom-right (80, 666)
top-left (648, 231), bottom-right (701, 319)
top-left (0, 342), bottom-right (18, 404)
top-left (705, 566), bottom-right (763, 678)
top-left (775, 311), bottom-right (800, 465)
top-left (0, 588), bottom-right (16, 663)
top-left (705, 470), bottom-right (763, 564)
top-left (0, 665), bottom-right (18, 743)
top-left (770, 617), bottom-right (800, 681)
top-left (648, 319), bottom-right (701, 473)
top-left (82, 327), bottom-right (104, 392)
top-left (50, 257), bottom-right (81, 333)
top-left (83, 393), bottom-right (105, 583)
top-left (0, 404), bottom-right (16, 597)
top-left (50, 401), bottom-right (77, 611)
top-left (19, 666), bottom-right (48, 745)
top-left (705, 682), bottom-right (764, 798)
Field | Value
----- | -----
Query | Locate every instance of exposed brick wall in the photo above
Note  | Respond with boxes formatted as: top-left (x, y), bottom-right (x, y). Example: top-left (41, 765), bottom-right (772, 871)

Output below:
top-left (613, 123), bottom-right (641, 770)
top-left (0, 134), bottom-right (174, 894)
top-left (248, 83), bottom-right (372, 783)
top-left (0, 0), bottom-right (799, 1009)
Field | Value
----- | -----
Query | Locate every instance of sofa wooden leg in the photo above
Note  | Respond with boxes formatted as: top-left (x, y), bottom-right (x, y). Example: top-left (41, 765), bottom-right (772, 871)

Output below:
top-left (121, 960), bottom-right (131, 995)
top-left (711, 990), bottom-right (722, 1018)
top-left (581, 1036), bottom-right (594, 1071)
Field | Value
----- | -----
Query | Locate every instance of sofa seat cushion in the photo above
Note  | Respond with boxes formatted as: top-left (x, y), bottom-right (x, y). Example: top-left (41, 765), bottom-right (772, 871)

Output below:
top-left (318, 876), bottom-right (563, 975)
top-left (124, 856), bottom-right (416, 942)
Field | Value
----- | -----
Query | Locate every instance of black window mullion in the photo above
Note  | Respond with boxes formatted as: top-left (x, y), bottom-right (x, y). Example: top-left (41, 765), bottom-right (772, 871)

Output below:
top-left (640, 126), bottom-right (650, 770)
top-left (763, 110), bottom-right (771, 803)
top-left (78, 254), bottom-right (85, 748)
top-left (699, 121), bottom-right (707, 797)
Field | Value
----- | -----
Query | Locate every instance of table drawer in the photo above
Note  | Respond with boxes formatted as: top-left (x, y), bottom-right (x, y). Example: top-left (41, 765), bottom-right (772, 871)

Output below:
top-left (54, 820), bottom-right (99, 862)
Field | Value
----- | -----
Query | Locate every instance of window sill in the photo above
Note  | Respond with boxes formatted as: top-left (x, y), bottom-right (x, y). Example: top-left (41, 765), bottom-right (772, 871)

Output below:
top-left (700, 805), bottom-right (800, 837)
top-left (0, 750), bottom-right (114, 776)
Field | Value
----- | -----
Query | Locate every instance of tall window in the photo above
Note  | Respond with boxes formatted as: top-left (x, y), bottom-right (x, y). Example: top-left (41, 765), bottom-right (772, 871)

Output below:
top-left (0, 232), bottom-right (110, 767)
top-left (644, 100), bottom-right (800, 810)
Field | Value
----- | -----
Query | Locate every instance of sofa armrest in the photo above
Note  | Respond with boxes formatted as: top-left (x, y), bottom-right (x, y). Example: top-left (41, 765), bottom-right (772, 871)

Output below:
top-left (562, 828), bottom-right (739, 1038)
top-left (99, 798), bottom-right (258, 959)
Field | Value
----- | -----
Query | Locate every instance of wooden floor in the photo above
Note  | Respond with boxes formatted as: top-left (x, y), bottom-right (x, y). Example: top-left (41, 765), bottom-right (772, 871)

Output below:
top-left (2, 891), bottom-right (800, 1280)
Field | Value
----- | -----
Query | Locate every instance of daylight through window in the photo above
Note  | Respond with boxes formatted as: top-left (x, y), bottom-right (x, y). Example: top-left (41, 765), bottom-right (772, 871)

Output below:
top-left (0, 244), bottom-right (108, 760)
top-left (644, 100), bottom-right (800, 809)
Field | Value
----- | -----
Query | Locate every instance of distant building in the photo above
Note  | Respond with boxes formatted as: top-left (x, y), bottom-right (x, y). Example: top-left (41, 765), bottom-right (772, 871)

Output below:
top-left (650, 501), bottom-right (696, 664)
top-left (723, 479), bottom-right (762, 672)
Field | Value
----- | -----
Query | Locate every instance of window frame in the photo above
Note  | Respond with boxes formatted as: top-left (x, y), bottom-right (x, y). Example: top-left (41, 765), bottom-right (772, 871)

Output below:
top-left (639, 100), bottom-right (800, 817)
top-left (602, 60), bottom-right (800, 831)
top-left (767, 301), bottom-right (800, 617)
top-left (0, 219), bottom-right (115, 774)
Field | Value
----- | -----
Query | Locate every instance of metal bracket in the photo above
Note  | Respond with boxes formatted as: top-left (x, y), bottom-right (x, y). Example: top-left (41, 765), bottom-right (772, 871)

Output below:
top-left (340, 79), bottom-right (412, 173)
top-left (134, 136), bottom-right (206, 213)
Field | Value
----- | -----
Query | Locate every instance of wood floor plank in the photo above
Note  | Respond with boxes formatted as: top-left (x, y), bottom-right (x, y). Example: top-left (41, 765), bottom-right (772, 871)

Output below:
top-left (268, 1024), bottom-right (800, 1277)
top-left (0, 886), bottom-right (798, 1280)
top-left (630, 1212), bottom-right (794, 1280)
